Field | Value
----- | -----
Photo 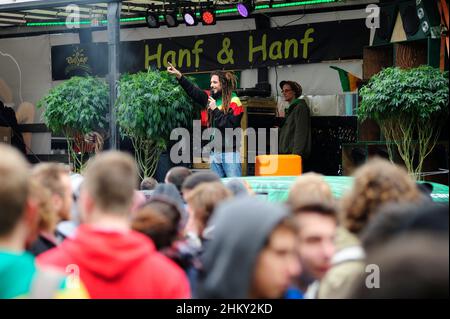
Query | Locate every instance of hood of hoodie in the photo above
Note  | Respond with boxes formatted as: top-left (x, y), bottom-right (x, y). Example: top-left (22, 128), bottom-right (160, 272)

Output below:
top-left (59, 224), bottom-right (155, 280)
top-left (197, 197), bottom-right (289, 298)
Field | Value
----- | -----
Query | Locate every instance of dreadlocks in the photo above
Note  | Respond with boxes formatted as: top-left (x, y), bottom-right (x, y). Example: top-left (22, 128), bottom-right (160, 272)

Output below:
top-left (210, 70), bottom-right (237, 113)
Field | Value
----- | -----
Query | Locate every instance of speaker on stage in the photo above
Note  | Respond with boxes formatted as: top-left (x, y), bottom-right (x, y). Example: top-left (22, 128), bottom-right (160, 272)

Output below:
top-left (372, 3), bottom-right (398, 46)
top-left (398, 0), bottom-right (441, 41)
top-left (415, 0), bottom-right (441, 38)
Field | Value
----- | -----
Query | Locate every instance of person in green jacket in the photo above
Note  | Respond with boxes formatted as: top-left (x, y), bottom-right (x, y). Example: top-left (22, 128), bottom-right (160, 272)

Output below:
top-left (278, 81), bottom-right (311, 160)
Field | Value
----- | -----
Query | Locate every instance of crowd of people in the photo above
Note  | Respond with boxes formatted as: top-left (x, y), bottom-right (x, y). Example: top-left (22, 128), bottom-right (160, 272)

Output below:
top-left (0, 143), bottom-right (448, 299)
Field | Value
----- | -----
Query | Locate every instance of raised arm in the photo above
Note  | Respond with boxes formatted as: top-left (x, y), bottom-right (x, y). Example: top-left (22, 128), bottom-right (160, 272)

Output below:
top-left (167, 62), bottom-right (208, 108)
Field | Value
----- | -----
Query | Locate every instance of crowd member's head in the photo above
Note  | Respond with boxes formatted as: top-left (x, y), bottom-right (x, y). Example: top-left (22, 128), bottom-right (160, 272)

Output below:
top-left (340, 157), bottom-right (422, 235)
top-left (31, 163), bottom-right (72, 222)
top-left (359, 202), bottom-right (416, 253)
top-left (0, 144), bottom-right (34, 248)
top-left (280, 80), bottom-right (302, 103)
top-left (198, 197), bottom-right (300, 299)
top-left (0, 145), bottom-right (88, 299)
top-left (80, 151), bottom-right (138, 222)
top-left (209, 70), bottom-right (237, 113)
top-left (27, 179), bottom-right (56, 243)
top-left (37, 151), bottom-right (191, 299)
top-left (185, 182), bottom-right (232, 238)
top-left (225, 179), bottom-right (251, 197)
top-left (287, 172), bottom-right (334, 210)
top-left (181, 171), bottom-right (220, 201)
top-left (132, 183), bottom-right (185, 250)
top-left (131, 202), bottom-right (180, 250)
top-left (165, 166), bottom-right (192, 193)
top-left (140, 177), bottom-right (158, 191)
top-left (349, 233), bottom-right (449, 298)
top-left (361, 202), bottom-right (449, 255)
top-left (293, 202), bottom-right (337, 289)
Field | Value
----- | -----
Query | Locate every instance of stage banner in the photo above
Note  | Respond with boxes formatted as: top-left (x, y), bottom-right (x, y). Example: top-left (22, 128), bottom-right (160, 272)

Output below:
top-left (51, 19), bottom-right (369, 80)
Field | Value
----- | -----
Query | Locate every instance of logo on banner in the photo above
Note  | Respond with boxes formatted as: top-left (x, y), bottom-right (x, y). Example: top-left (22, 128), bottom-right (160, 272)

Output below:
top-left (65, 47), bottom-right (92, 76)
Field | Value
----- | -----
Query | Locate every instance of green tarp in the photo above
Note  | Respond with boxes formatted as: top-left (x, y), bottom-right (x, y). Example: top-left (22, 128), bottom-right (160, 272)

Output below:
top-left (222, 176), bottom-right (449, 203)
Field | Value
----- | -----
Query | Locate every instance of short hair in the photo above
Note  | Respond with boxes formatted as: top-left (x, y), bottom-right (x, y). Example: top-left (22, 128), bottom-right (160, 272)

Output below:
top-left (165, 166), bottom-right (192, 192)
top-left (131, 201), bottom-right (180, 250)
top-left (83, 151), bottom-right (138, 214)
top-left (185, 182), bottom-right (232, 232)
top-left (0, 144), bottom-right (30, 236)
top-left (292, 201), bottom-right (337, 222)
top-left (28, 179), bottom-right (57, 232)
top-left (280, 80), bottom-right (302, 98)
top-left (181, 171), bottom-right (220, 192)
top-left (140, 177), bottom-right (158, 191)
top-left (262, 215), bottom-right (299, 248)
top-left (287, 172), bottom-right (334, 210)
top-left (340, 158), bottom-right (422, 235)
top-left (31, 163), bottom-right (70, 198)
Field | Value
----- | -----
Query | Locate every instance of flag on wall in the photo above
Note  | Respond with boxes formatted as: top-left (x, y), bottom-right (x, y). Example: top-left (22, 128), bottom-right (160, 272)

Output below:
top-left (330, 66), bottom-right (362, 92)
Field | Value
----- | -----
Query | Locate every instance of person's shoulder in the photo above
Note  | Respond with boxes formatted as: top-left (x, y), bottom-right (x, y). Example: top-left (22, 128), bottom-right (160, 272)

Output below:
top-left (36, 245), bottom-right (70, 269)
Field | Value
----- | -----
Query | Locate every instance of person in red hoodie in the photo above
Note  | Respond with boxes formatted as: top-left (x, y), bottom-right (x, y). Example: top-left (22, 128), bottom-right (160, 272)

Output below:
top-left (37, 151), bottom-right (191, 299)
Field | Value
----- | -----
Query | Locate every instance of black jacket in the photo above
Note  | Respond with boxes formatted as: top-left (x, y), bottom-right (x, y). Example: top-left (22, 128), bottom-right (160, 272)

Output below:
top-left (0, 103), bottom-right (26, 154)
top-left (177, 76), bottom-right (243, 153)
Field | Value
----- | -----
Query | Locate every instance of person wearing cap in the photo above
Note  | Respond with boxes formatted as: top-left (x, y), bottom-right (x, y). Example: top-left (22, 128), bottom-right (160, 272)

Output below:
top-left (277, 80), bottom-right (311, 160)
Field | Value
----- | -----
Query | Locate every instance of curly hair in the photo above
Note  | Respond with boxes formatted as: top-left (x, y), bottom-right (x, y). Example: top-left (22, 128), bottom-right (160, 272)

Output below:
top-left (210, 70), bottom-right (237, 114)
top-left (340, 158), bottom-right (422, 235)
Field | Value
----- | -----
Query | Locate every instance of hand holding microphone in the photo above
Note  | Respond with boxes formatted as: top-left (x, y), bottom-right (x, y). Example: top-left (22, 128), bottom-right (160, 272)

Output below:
top-left (208, 96), bottom-right (217, 111)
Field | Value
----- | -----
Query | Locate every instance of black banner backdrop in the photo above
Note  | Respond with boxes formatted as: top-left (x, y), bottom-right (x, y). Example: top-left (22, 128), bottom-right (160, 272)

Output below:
top-left (51, 19), bottom-right (369, 80)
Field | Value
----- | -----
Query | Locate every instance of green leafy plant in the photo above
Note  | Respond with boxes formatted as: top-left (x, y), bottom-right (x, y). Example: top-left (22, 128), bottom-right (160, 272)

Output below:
top-left (116, 69), bottom-right (194, 179)
top-left (358, 66), bottom-right (449, 179)
top-left (38, 76), bottom-right (109, 172)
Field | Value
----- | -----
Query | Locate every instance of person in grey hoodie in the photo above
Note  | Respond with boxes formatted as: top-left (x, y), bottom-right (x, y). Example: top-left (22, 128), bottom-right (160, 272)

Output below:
top-left (197, 197), bottom-right (301, 299)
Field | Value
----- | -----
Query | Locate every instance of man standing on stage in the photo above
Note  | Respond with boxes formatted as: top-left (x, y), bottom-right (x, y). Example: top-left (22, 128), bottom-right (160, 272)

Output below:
top-left (167, 63), bottom-right (243, 177)
top-left (278, 80), bottom-right (311, 160)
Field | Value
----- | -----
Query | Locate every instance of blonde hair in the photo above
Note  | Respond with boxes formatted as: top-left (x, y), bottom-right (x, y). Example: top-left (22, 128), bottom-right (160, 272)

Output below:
top-left (340, 158), bottom-right (422, 235)
top-left (28, 179), bottom-right (57, 232)
top-left (287, 172), bottom-right (335, 210)
top-left (0, 144), bottom-right (30, 236)
top-left (31, 163), bottom-right (70, 199)
top-left (84, 151), bottom-right (138, 214)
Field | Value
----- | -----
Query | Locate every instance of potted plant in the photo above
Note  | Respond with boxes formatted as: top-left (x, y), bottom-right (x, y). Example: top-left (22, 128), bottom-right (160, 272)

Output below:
top-left (358, 65), bottom-right (449, 179)
top-left (38, 76), bottom-right (109, 172)
top-left (116, 69), bottom-right (194, 179)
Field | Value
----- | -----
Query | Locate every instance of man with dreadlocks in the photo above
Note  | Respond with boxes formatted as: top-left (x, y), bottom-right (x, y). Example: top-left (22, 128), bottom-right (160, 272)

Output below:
top-left (167, 62), bottom-right (243, 177)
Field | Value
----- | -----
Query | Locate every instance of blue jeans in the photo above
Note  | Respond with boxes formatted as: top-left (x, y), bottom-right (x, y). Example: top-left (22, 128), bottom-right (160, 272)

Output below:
top-left (210, 152), bottom-right (242, 177)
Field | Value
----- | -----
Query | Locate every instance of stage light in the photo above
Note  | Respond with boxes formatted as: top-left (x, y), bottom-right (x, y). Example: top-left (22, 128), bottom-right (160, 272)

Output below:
top-left (183, 9), bottom-right (197, 26)
top-left (145, 9), bottom-right (160, 28)
top-left (201, 8), bottom-right (216, 25)
top-left (237, 1), bottom-right (253, 18)
top-left (165, 11), bottom-right (178, 27)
